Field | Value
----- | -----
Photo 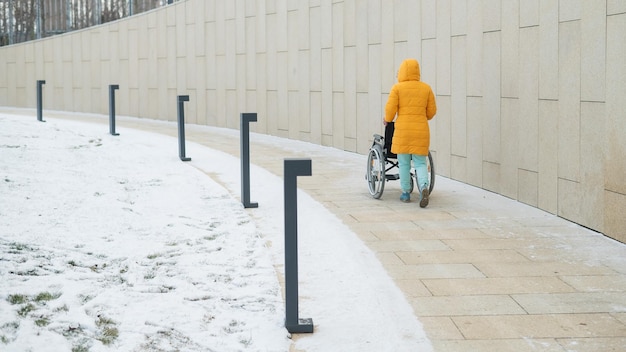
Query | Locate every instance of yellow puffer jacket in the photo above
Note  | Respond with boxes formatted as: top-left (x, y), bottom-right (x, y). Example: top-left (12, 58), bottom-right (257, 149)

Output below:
top-left (384, 59), bottom-right (437, 156)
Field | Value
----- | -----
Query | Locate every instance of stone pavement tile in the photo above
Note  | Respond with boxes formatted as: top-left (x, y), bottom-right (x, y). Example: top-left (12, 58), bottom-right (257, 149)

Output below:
top-left (511, 292), bottom-right (626, 314)
top-left (375, 252), bottom-right (405, 266)
top-left (410, 295), bottom-right (526, 316)
top-left (477, 225), bottom-right (555, 239)
top-left (327, 199), bottom-right (385, 209)
top-left (346, 229), bottom-right (379, 242)
top-left (612, 312), bottom-right (626, 325)
top-left (368, 227), bottom-right (440, 241)
top-left (512, 214), bottom-right (583, 227)
top-left (419, 317), bottom-right (464, 340)
top-left (422, 277), bottom-right (576, 296)
top-left (299, 179), bottom-right (340, 192)
top-left (428, 199), bottom-right (491, 212)
top-left (516, 247), bottom-right (607, 264)
top-left (557, 337), bottom-right (626, 351)
top-left (518, 244), bottom-right (626, 262)
top-left (386, 263), bottom-right (485, 280)
top-left (328, 184), bottom-right (366, 200)
top-left (348, 220), bottom-right (421, 234)
top-left (430, 228), bottom-right (494, 240)
top-left (482, 208), bottom-right (572, 224)
top-left (395, 279), bottom-right (433, 297)
top-left (347, 209), bottom-right (414, 222)
top-left (451, 313), bottom-right (626, 339)
top-left (367, 239), bottom-right (450, 252)
top-left (334, 213), bottom-right (363, 225)
top-left (402, 211), bottom-right (461, 223)
top-left (606, 262), bottom-right (626, 275)
top-left (559, 275), bottom-right (626, 292)
top-left (526, 225), bottom-right (605, 237)
top-left (431, 338), bottom-right (565, 352)
top-left (397, 249), bottom-right (529, 264)
top-left (445, 209), bottom-right (542, 220)
top-left (318, 200), bottom-right (339, 210)
top-left (517, 245), bottom-right (626, 274)
top-left (442, 214), bottom-right (526, 228)
top-left (443, 237), bottom-right (560, 251)
top-left (474, 262), bottom-right (619, 277)
top-left (417, 218), bottom-right (494, 230)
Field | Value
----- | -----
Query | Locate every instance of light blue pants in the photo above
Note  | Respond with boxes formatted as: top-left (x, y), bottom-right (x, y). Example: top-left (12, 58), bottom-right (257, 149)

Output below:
top-left (397, 154), bottom-right (428, 193)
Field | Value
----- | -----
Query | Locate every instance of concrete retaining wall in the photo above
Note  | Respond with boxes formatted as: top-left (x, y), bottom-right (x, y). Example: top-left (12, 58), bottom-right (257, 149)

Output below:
top-left (1, 0), bottom-right (625, 242)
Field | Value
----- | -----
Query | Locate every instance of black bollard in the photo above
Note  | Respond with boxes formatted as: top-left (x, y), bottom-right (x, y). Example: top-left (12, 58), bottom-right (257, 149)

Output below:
top-left (177, 95), bottom-right (191, 161)
top-left (109, 84), bottom-right (120, 136)
top-left (240, 113), bottom-right (258, 208)
top-left (283, 158), bottom-right (314, 334)
top-left (36, 80), bottom-right (45, 122)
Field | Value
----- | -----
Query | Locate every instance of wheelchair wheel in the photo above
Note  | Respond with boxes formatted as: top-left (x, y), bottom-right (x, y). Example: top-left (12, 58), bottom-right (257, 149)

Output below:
top-left (413, 152), bottom-right (435, 194)
top-left (366, 145), bottom-right (385, 199)
top-left (428, 151), bottom-right (435, 194)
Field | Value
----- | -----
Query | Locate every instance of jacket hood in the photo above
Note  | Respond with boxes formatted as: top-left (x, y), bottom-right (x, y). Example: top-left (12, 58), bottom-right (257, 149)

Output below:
top-left (397, 59), bottom-right (421, 82)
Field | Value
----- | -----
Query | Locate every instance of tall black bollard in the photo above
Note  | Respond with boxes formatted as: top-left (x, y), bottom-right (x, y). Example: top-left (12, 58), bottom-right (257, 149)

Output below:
top-left (109, 84), bottom-right (120, 136)
top-left (284, 158), bottom-right (314, 334)
top-left (36, 80), bottom-right (45, 122)
top-left (240, 113), bottom-right (258, 208)
top-left (177, 95), bottom-right (191, 161)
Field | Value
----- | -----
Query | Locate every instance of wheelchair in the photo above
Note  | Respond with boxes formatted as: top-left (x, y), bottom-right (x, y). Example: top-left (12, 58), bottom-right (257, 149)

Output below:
top-left (366, 122), bottom-right (435, 199)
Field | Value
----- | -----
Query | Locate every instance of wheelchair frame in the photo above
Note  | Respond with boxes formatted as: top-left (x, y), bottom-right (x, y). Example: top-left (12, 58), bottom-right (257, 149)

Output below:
top-left (366, 122), bottom-right (435, 199)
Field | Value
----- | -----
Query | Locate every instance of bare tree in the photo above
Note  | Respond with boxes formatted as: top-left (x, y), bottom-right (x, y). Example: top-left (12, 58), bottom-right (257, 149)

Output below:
top-left (1, 0), bottom-right (172, 46)
top-left (12, 0), bottom-right (37, 43)
top-left (101, 0), bottom-right (123, 23)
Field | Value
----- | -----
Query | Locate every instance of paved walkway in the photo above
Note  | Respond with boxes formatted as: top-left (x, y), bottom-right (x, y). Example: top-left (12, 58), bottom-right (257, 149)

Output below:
top-left (7, 108), bottom-right (626, 351)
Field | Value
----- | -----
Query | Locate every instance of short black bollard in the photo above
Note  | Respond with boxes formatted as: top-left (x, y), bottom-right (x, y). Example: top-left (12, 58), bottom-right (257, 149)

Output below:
top-left (177, 95), bottom-right (191, 161)
top-left (284, 158), bottom-right (314, 334)
top-left (240, 113), bottom-right (258, 208)
top-left (109, 84), bottom-right (120, 136)
top-left (36, 80), bottom-right (45, 122)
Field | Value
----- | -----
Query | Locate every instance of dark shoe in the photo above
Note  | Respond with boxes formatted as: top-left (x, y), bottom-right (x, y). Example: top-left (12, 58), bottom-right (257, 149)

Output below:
top-left (419, 187), bottom-right (429, 208)
top-left (400, 192), bottom-right (410, 203)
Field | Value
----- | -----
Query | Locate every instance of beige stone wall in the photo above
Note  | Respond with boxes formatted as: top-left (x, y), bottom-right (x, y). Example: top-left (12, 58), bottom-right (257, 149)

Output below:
top-left (1, 0), bottom-right (625, 242)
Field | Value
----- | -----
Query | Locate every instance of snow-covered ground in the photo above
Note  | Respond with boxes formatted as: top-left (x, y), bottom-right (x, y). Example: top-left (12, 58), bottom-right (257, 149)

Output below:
top-left (0, 112), bottom-right (432, 351)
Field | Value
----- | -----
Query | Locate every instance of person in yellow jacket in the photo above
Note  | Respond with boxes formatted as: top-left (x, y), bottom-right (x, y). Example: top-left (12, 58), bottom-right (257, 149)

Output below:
top-left (384, 58), bottom-right (437, 207)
